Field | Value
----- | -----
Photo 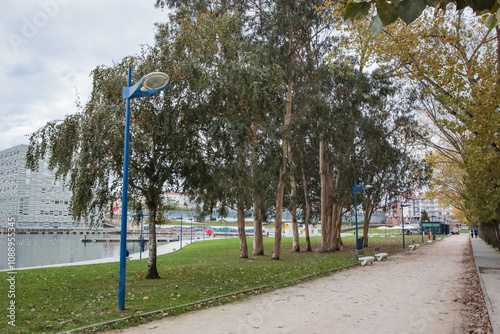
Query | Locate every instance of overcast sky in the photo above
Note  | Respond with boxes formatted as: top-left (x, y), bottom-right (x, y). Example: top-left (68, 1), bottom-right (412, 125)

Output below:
top-left (0, 0), bottom-right (169, 151)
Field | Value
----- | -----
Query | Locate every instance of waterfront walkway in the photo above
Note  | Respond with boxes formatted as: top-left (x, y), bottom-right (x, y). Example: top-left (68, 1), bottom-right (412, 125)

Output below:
top-left (471, 237), bottom-right (500, 334)
top-left (0, 236), bottom-right (214, 272)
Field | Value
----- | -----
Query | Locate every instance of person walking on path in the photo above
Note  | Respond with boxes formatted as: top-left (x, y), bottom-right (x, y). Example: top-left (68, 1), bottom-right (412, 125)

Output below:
top-left (474, 228), bottom-right (478, 238)
top-left (471, 229), bottom-right (474, 238)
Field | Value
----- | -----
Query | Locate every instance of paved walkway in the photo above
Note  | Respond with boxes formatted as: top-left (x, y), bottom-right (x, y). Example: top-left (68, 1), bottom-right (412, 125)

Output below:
top-left (109, 235), bottom-right (471, 334)
top-left (470, 237), bottom-right (500, 334)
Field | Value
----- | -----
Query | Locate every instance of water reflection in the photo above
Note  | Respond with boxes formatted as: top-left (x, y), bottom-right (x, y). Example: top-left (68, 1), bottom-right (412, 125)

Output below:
top-left (0, 234), bottom-right (167, 270)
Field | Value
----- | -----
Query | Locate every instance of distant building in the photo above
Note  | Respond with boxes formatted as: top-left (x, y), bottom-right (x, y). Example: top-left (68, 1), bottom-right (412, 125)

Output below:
top-left (162, 192), bottom-right (194, 209)
top-left (388, 194), bottom-right (455, 226)
top-left (0, 144), bottom-right (77, 229)
top-left (343, 210), bottom-right (387, 224)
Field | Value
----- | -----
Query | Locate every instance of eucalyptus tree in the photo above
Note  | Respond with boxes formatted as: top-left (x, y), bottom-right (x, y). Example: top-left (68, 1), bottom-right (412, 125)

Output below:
top-left (154, 0), bottom-right (335, 259)
top-left (354, 85), bottom-right (431, 246)
top-left (26, 32), bottom-right (206, 278)
top-left (247, 0), bottom-right (335, 258)
top-left (158, 9), bottom-right (284, 258)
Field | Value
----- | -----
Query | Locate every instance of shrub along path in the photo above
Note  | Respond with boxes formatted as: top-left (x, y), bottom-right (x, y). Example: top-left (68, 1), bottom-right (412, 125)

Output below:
top-left (108, 235), bottom-right (482, 334)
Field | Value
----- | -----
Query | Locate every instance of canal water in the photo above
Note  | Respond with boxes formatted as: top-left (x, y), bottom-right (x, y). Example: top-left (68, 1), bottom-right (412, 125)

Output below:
top-left (0, 234), bottom-right (168, 270)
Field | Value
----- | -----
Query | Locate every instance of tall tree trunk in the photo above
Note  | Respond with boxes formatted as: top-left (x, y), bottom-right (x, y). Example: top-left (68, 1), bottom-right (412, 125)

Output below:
top-left (320, 137), bottom-right (329, 252)
top-left (272, 74), bottom-right (294, 260)
top-left (302, 166), bottom-right (312, 251)
top-left (290, 150), bottom-right (300, 252)
top-left (251, 122), bottom-right (264, 255)
top-left (237, 198), bottom-right (249, 258)
top-left (253, 196), bottom-right (264, 255)
top-left (237, 154), bottom-right (248, 258)
top-left (332, 203), bottom-right (342, 251)
top-left (362, 199), bottom-right (374, 247)
top-left (146, 205), bottom-right (161, 279)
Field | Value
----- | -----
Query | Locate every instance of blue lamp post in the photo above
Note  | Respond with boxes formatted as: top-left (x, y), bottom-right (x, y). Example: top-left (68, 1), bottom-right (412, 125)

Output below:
top-left (176, 216), bottom-right (183, 250)
top-left (118, 67), bottom-right (171, 311)
top-left (401, 203), bottom-right (409, 249)
top-left (353, 181), bottom-right (372, 259)
top-left (139, 211), bottom-right (144, 260)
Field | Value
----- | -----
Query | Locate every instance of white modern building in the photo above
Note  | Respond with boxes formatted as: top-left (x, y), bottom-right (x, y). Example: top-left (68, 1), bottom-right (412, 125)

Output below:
top-left (402, 194), bottom-right (454, 223)
top-left (0, 144), bottom-right (77, 229)
top-left (162, 192), bottom-right (195, 209)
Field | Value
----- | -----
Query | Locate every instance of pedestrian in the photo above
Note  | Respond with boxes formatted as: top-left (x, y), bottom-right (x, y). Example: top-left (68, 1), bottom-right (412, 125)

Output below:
top-left (471, 230), bottom-right (474, 238)
top-left (474, 228), bottom-right (478, 238)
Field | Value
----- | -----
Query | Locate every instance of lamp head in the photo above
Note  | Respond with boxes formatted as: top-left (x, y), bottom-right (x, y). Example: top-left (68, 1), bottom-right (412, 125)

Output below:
top-left (141, 72), bottom-right (169, 91)
top-left (364, 185), bottom-right (373, 190)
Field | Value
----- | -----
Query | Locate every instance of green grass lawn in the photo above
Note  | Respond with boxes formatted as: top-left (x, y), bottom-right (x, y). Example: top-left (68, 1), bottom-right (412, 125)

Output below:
top-left (0, 234), bottom-right (431, 333)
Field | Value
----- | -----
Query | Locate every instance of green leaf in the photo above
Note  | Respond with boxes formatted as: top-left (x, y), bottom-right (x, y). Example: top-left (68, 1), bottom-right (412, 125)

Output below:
top-left (396, 0), bottom-right (427, 24)
top-left (484, 13), bottom-right (498, 29)
top-left (344, 1), bottom-right (372, 20)
top-left (370, 15), bottom-right (384, 35)
top-left (468, 0), bottom-right (496, 12)
top-left (376, 0), bottom-right (399, 25)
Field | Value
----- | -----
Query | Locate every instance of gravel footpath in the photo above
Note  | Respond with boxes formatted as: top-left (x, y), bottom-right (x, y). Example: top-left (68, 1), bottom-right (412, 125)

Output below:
top-left (108, 234), bottom-right (474, 334)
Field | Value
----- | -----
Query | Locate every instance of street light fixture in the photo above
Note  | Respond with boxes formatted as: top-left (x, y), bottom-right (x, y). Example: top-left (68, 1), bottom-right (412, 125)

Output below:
top-left (420, 211), bottom-right (424, 243)
top-left (401, 203), bottom-right (409, 249)
top-left (353, 181), bottom-right (373, 259)
top-left (190, 217), bottom-right (193, 244)
top-left (118, 67), bottom-right (171, 311)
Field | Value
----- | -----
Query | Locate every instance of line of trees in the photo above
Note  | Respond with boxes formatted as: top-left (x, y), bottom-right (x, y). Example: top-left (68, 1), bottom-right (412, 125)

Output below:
top-left (323, 3), bottom-right (500, 248)
top-left (26, 1), bottom-right (429, 279)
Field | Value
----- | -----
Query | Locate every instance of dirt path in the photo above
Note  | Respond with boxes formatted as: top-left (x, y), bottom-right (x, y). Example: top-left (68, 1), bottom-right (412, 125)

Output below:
top-left (109, 235), bottom-right (470, 334)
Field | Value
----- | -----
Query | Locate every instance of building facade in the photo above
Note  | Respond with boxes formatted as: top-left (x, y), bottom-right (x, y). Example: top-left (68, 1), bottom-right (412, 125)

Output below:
top-left (406, 194), bottom-right (453, 222)
top-left (0, 145), bottom-right (76, 229)
top-left (388, 194), bottom-right (455, 226)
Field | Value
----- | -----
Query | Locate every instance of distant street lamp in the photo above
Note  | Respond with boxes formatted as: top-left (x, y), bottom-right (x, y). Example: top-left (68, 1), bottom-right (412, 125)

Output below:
top-left (401, 203), bottom-right (409, 249)
top-left (189, 217), bottom-right (193, 244)
top-left (420, 211), bottom-right (424, 243)
top-left (179, 216), bottom-right (183, 250)
top-left (118, 68), bottom-right (171, 311)
top-left (139, 211), bottom-right (144, 260)
top-left (353, 181), bottom-right (373, 259)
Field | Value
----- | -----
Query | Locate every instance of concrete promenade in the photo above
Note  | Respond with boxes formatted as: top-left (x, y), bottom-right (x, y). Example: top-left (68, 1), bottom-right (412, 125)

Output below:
top-left (471, 237), bottom-right (500, 334)
top-left (110, 235), bottom-right (470, 334)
